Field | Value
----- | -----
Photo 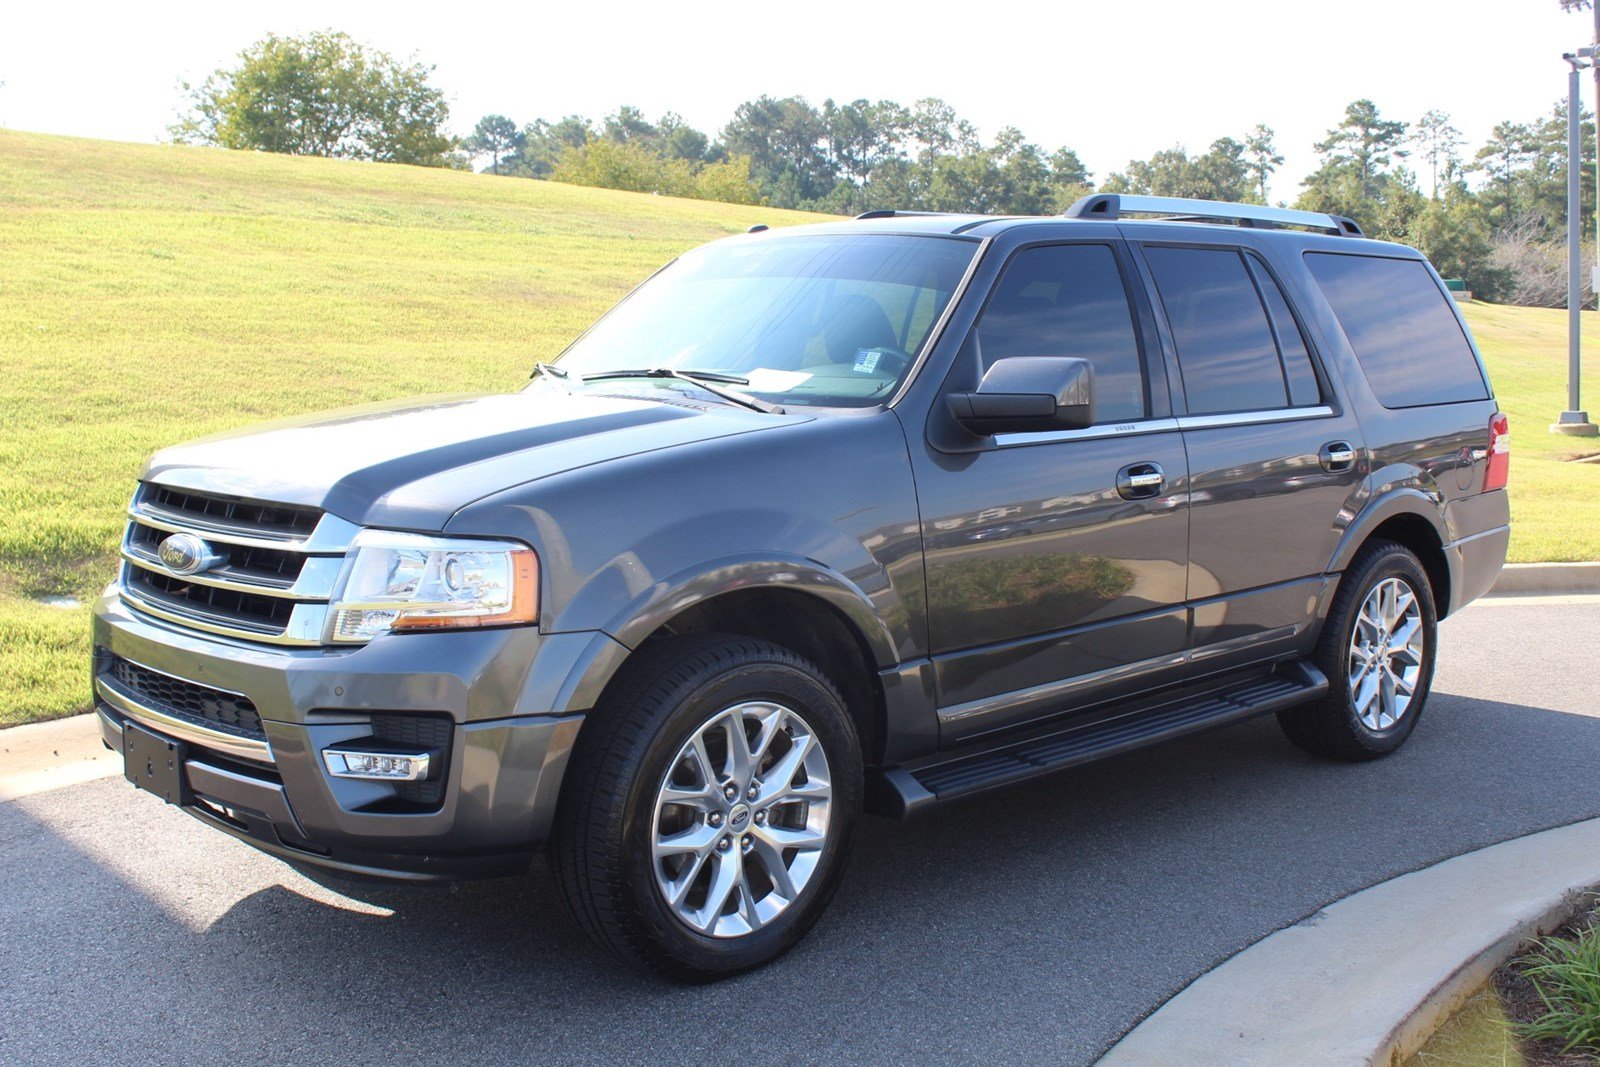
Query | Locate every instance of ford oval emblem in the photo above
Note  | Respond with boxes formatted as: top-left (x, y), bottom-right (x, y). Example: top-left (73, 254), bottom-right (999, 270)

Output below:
top-left (157, 532), bottom-right (217, 576)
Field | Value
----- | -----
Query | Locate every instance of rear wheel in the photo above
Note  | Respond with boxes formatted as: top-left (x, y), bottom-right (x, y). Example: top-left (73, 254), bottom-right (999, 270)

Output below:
top-left (1278, 540), bottom-right (1438, 760)
top-left (550, 634), bottom-right (862, 980)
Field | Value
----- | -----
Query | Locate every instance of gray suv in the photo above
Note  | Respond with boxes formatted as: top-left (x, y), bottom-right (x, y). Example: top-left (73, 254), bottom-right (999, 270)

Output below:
top-left (93, 194), bottom-right (1510, 979)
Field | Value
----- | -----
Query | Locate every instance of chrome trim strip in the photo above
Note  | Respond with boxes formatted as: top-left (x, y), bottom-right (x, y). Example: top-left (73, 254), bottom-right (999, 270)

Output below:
top-left (96, 677), bottom-right (275, 765)
top-left (127, 505), bottom-right (361, 553)
top-left (995, 417), bottom-right (1180, 448)
top-left (119, 580), bottom-right (328, 646)
top-left (938, 649), bottom-right (1192, 726)
top-left (1173, 405), bottom-right (1334, 431)
top-left (120, 545), bottom-right (341, 601)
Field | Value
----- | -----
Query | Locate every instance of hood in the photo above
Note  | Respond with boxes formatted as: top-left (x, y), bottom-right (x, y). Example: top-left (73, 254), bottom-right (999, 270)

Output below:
top-left (143, 388), bottom-right (804, 530)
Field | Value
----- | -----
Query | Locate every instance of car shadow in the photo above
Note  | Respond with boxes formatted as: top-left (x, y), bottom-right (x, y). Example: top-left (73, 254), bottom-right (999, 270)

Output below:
top-left (6, 682), bottom-right (1600, 1066)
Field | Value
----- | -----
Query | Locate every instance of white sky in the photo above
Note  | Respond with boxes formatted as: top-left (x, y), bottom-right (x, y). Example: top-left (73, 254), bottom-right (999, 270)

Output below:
top-left (0, 0), bottom-right (1591, 199)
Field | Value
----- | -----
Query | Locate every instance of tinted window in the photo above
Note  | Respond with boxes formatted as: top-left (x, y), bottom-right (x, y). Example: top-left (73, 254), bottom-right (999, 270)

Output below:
top-left (1245, 256), bottom-right (1322, 407)
top-left (1305, 253), bottom-right (1488, 408)
top-left (1144, 246), bottom-right (1288, 414)
top-left (975, 244), bottom-right (1146, 423)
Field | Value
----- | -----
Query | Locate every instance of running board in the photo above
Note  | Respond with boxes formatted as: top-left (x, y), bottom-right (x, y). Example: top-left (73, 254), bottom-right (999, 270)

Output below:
top-left (869, 662), bottom-right (1327, 818)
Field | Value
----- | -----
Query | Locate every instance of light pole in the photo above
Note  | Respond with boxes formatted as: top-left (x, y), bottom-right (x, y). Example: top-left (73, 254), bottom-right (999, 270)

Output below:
top-left (1556, 52), bottom-right (1599, 437)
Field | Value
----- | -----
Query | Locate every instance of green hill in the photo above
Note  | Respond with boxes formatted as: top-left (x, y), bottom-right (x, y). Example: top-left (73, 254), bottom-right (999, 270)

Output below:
top-left (0, 129), bottom-right (1593, 726)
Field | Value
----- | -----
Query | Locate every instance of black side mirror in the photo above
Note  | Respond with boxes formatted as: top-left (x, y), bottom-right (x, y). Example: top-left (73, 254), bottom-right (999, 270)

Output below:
top-left (947, 356), bottom-right (1095, 435)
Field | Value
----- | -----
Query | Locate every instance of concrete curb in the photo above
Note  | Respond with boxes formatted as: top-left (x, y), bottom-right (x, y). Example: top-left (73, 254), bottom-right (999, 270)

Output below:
top-left (1490, 561), bottom-right (1600, 596)
top-left (1097, 818), bottom-right (1600, 1066)
top-left (0, 713), bottom-right (118, 801)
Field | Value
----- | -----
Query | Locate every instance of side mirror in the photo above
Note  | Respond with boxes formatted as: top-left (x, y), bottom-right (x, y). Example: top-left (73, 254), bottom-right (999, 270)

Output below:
top-left (946, 356), bottom-right (1095, 435)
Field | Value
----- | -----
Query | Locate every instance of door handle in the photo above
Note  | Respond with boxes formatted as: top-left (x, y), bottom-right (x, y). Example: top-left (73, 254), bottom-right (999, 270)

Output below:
top-left (1320, 441), bottom-right (1357, 473)
top-left (1117, 462), bottom-right (1165, 500)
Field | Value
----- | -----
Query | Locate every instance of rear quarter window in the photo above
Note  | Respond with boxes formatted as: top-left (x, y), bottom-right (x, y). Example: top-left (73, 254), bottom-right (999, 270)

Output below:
top-left (1303, 252), bottom-right (1488, 408)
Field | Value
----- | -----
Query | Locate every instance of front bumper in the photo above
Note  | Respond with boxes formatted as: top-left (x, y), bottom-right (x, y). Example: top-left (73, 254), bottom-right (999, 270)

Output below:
top-left (92, 588), bottom-right (586, 882)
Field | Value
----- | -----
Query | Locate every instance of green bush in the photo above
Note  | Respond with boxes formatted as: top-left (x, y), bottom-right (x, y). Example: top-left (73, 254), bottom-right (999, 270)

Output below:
top-left (1516, 915), bottom-right (1600, 1055)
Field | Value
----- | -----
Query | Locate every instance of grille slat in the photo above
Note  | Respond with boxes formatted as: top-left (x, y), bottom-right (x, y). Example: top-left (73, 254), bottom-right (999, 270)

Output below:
top-left (145, 485), bottom-right (320, 539)
top-left (103, 654), bottom-right (264, 739)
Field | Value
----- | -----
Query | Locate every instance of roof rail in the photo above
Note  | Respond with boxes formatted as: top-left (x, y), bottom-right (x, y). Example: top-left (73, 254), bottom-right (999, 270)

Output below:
top-left (854, 209), bottom-right (960, 220)
top-left (1063, 194), bottom-right (1364, 237)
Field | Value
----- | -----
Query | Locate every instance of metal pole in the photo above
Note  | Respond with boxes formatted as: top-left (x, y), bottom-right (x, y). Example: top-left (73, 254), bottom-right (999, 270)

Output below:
top-left (1557, 56), bottom-right (1598, 436)
top-left (1570, 64), bottom-right (1581, 414)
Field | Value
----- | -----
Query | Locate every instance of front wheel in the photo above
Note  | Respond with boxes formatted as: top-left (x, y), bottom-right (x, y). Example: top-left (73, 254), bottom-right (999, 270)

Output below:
top-left (549, 634), bottom-right (862, 980)
top-left (1278, 540), bottom-right (1438, 761)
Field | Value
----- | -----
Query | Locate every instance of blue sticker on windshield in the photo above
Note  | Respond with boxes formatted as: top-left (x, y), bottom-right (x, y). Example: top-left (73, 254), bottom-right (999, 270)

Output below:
top-left (853, 349), bottom-right (882, 374)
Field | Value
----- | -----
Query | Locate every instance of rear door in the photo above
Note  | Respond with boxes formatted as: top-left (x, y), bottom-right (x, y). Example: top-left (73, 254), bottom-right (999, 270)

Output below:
top-left (1133, 241), bottom-right (1366, 671)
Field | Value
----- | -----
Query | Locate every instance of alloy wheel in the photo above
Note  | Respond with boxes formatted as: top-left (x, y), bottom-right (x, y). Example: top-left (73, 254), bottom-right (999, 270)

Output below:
top-left (1348, 576), bottom-right (1425, 731)
top-left (650, 701), bottom-right (832, 939)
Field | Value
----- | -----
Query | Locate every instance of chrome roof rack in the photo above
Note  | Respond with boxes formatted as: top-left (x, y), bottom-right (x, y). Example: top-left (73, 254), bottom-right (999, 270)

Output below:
top-left (1063, 193), bottom-right (1364, 237)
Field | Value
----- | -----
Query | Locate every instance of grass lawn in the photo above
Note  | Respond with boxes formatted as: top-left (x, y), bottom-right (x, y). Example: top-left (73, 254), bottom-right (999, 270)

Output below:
top-left (0, 128), bottom-right (1595, 727)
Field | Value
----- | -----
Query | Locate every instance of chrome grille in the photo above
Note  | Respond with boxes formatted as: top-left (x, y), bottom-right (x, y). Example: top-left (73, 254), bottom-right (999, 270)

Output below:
top-left (119, 483), bottom-right (358, 646)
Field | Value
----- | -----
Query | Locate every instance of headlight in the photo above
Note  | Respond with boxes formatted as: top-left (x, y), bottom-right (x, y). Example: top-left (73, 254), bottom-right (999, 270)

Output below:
top-left (326, 531), bottom-right (538, 643)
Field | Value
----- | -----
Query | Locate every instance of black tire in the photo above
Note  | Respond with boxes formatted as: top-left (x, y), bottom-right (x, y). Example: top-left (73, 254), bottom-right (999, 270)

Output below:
top-left (549, 633), bottom-right (863, 981)
top-left (1277, 540), bottom-right (1439, 761)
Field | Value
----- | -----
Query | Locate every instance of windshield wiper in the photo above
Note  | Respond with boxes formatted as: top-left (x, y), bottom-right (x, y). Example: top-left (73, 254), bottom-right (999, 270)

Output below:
top-left (577, 368), bottom-right (785, 415)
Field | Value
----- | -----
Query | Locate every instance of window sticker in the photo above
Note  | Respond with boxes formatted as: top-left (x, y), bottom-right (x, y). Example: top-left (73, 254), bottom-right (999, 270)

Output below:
top-left (852, 349), bottom-right (883, 374)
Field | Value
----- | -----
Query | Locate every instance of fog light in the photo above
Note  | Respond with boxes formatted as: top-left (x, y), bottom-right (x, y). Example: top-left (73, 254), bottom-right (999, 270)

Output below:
top-left (322, 749), bottom-right (430, 782)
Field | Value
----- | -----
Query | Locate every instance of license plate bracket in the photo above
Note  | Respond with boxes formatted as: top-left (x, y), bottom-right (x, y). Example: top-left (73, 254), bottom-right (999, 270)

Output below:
top-left (123, 722), bottom-right (191, 805)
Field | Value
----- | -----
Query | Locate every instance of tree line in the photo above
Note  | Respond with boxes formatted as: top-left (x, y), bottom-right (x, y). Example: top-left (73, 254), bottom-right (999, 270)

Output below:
top-left (172, 30), bottom-right (1598, 307)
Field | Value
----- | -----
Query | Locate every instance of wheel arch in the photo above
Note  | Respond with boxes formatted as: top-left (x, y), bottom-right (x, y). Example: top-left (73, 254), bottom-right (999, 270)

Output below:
top-left (1326, 490), bottom-right (1453, 619)
top-left (555, 558), bottom-right (902, 765)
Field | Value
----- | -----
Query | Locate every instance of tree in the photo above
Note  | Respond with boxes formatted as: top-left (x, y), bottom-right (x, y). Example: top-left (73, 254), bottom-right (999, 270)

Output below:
top-left (464, 114), bottom-right (523, 175)
top-left (1243, 124), bottom-right (1283, 203)
top-left (170, 31), bottom-right (454, 166)
top-left (1102, 138), bottom-right (1254, 202)
top-left (721, 96), bottom-right (834, 206)
top-left (1312, 99), bottom-right (1409, 200)
top-left (1412, 110), bottom-right (1464, 197)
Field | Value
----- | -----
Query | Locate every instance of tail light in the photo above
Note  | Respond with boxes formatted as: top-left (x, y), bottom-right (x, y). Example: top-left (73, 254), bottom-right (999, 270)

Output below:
top-left (1484, 413), bottom-right (1510, 491)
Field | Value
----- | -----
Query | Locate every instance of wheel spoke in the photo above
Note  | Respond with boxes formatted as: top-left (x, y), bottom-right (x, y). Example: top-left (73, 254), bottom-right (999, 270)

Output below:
top-left (653, 822), bottom-right (719, 860)
top-left (689, 849), bottom-right (742, 934)
top-left (659, 780), bottom-right (718, 811)
top-left (754, 733), bottom-right (813, 805)
top-left (755, 823), bottom-right (826, 852)
top-left (1354, 669), bottom-right (1382, 718)
top-left (1388, 616), bottom-right (1422, 657)
top-left (721, 712), bottom-right (753, 784)
top-left (664, 850), bottom-right (711, 908)
top-left (750, 836), bottom-right (799, 899)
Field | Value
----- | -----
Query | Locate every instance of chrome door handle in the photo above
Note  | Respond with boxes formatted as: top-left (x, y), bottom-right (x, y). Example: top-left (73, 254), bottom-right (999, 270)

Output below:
top-left (1117, 462), bottom-right (1165, 500)
top-left (1320, 441), bottom-right (1357, 473)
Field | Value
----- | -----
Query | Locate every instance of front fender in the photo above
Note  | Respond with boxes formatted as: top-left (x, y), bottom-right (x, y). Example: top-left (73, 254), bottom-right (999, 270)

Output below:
top-left (597, 553), bottom-right (901, 667)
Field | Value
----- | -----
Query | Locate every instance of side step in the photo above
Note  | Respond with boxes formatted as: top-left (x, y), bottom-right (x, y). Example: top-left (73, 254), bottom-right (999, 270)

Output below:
top-left (869, 662), bottom-right (1327, 818)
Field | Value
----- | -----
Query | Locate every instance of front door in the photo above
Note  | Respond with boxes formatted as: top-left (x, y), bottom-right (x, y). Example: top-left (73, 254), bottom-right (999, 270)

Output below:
top-left (911, 241), bottom-right (1191, 743)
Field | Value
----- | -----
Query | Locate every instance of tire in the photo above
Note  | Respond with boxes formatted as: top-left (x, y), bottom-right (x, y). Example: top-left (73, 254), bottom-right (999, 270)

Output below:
top-left (1277, 540), bottom-right (1438, 761)
top-left (549, 633), bottom-right (863, 981)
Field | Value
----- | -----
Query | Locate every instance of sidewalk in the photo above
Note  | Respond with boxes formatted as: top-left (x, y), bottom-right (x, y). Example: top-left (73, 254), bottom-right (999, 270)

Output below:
top-left (0, 712), bottom-right (118, 801)
top-left (1099, 817), bottom-right (1600, 1066)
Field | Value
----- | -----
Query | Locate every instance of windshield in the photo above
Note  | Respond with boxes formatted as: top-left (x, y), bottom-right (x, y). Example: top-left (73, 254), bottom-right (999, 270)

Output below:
top-left (550, 233), bottom-right (978, 408)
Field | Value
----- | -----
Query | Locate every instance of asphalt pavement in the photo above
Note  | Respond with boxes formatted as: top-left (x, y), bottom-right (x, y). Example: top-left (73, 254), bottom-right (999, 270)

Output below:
top-left (2, 597), bottom-right (1596, 1066)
